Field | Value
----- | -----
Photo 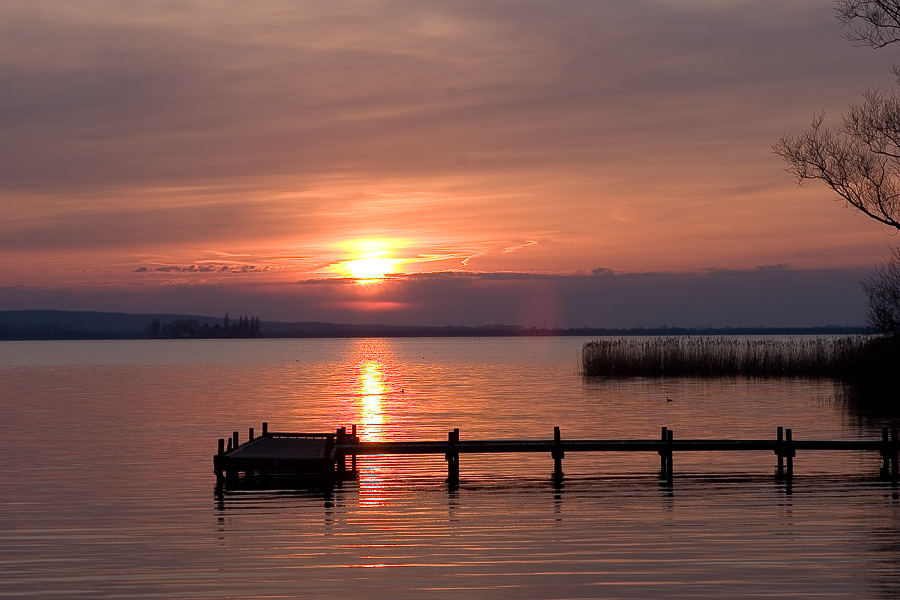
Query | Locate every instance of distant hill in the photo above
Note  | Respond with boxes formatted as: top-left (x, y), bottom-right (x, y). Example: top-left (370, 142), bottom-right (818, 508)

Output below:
top-left (0, 309), bottom-right (867, 340)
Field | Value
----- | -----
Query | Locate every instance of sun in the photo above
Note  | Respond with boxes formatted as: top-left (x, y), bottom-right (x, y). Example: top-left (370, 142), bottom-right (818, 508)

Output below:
top-left (334, 239), bottom-right (406, 283)
top-left (343, 257), bottom-right (398, 281)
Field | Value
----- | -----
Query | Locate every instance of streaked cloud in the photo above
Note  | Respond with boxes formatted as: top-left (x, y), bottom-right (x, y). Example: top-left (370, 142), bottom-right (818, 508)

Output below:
top-left (0, 1), bottom-right (893, 324)
top-left (134, 264), bottom-right (274, 274)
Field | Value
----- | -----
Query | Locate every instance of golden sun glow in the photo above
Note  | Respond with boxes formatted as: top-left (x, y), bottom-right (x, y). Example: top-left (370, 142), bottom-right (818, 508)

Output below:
top-left (342, 257), bottom-right (400, 281)
top-left (334, 238), bottom-right (406, 283)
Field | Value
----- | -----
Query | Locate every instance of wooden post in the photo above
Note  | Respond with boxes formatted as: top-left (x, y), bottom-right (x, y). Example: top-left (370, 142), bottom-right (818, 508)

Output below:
top-left (891, 429), bottom-right (900, 482)
top-left (777, 426), bottom-right (784, 477)
top-left (336, 427), bottom-right (347, 474)
top-left (325, 432), bottom-right (335, 477)
top-left (785, 428), bottom-right (794, 478)
top-left (552, 426), bottom-right (564, 484)
top-left (659, 427), bottom-right (673, 480)
top-left (232, 430), bottom-right (239, 449)
top-left (881, 428), bottom-right (890, 479)
top-left (446, 428), bottom-right (460, 487)
top-left (262, 422), bottom-right (268, 436)
top-left (659, 427), bottom-right (668, 477)
top-left (351, 424), bottom-right (358, 472)
top-left (666, 429), bottom-right (674, 480)
top-left (215, 438), bottom-right (226, 486)
top-left (249, 427), bottom-right (254, 441)
top-left (226, 437), bottom-right (233, 452)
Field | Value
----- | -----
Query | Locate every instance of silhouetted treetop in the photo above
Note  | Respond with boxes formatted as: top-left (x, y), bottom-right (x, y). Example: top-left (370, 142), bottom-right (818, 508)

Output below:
top-left (777, 0), bottom-right (900, 336)
top-left (774, 98), bottom-right (900, 232)
top-left (147, 313), bottom-right (263, 338)
top-left (838, 0), bottom-right (900, 48)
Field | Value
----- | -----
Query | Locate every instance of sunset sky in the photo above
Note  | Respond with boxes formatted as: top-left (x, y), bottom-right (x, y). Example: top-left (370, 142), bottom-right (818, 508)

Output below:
top-left (1, 0), bottom-right (898, 327)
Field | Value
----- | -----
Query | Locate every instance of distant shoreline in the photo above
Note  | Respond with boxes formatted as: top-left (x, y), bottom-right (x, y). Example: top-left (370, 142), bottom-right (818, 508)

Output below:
top-left (0, 309), bottom-right (867, 340)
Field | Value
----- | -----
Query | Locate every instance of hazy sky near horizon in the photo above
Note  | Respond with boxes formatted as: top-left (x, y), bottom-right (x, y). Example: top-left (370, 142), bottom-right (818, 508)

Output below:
top-left (1, 0), bottom-right (897, 326)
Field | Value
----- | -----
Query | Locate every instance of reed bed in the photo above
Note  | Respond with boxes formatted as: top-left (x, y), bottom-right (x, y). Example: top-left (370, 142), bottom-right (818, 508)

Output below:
top-left (581, 336), bottom-right (869, 378)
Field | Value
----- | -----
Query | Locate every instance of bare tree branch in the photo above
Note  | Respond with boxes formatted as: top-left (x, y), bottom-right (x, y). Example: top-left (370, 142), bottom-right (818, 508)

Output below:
top-left (773, 97), bottom-right (900, 231)
top-left (838, 0), bottom-right (900, 48)
top-left (862, 245), bottom-right (900, 333)
top-left (783, 2), bottom-right (900, 335)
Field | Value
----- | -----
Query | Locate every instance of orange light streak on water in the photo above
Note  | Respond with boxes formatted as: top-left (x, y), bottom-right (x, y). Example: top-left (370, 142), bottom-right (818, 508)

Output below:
top-left (356, 359), bottom-right (391, 507)
top-left (359, 360), bottom-right (386, 435)
top-left (348, 339), bottom-right (407, 507)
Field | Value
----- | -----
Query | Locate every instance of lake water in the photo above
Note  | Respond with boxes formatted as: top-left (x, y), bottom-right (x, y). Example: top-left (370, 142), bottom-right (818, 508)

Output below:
top-left (1, 337), bottom-right (899, 599)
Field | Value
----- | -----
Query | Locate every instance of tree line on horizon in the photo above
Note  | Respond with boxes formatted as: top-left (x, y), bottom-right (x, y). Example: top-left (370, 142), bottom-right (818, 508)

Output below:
top-left (149, 314), bottom-right (262, 339)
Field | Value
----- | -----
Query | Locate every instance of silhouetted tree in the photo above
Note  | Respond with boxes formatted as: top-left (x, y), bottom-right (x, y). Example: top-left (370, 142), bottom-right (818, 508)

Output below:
top-left (775, 1), bottom-right (900, 231)
top-left (774, 95), bottom-right (900, 233)
top-left (212, 313), bottom-right (264, 338)
top-left (174, 319), bottom-right (200, 338)
top-left (862, 246), bottom-right (900, 333)
top-left (837, 1), bottom-right (900, 49)
top-left (774, 1), bottom-right (900, 333)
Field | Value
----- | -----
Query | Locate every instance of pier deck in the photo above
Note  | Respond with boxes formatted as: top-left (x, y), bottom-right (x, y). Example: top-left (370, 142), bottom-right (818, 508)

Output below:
top-left (213, 425), bottom-right (342, 483)
top-left (213, 423), bottom-right (900, 488)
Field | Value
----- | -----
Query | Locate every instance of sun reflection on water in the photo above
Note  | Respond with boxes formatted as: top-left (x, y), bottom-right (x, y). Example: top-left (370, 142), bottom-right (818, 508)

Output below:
top-left (358, 359), bottom-right (386, 440)
top-left (348, 339), bottom-right (402, 507)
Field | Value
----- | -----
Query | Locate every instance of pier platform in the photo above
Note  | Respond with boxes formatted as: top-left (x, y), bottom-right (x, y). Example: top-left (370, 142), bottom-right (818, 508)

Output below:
top-left (213, 423), bottom-right (900, 488)
top-left (213, 423), bottom-right (358, 486)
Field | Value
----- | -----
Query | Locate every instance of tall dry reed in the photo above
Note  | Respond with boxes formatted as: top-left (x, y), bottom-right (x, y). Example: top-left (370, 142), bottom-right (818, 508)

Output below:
top-left (580, 336), bottom-right (868, 378)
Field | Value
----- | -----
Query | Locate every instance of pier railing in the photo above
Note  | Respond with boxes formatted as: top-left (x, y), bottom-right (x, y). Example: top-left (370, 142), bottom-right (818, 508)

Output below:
top-left (214, 423), bottom-right (900, 488)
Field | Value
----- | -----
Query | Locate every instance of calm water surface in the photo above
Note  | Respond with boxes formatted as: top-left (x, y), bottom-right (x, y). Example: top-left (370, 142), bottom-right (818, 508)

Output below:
top-left (1, 337), bottom-right (899, 599)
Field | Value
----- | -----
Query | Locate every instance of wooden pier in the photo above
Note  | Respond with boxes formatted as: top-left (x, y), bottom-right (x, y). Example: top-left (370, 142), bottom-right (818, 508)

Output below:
top-left (213, 423), bottom-right (900, 488)
top-left (213, 422), bottom-right (358, 486)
